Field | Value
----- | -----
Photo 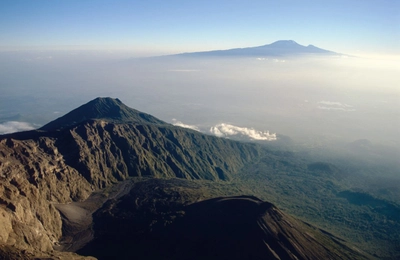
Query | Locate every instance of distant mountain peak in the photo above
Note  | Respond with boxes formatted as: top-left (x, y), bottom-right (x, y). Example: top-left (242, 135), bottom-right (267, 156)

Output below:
top-left (40, 97), bottom-right (166, 131)
top-left (174, 40), bottom-right (338, 57)
top-left (268, 40), bottom-right (300, 46)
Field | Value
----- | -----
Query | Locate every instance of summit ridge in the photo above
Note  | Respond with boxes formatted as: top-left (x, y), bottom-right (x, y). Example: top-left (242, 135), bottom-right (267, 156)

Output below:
top-left (40, 97), bottom-right (166, 131)
top-left (175, 40), bottom-right (337, 57)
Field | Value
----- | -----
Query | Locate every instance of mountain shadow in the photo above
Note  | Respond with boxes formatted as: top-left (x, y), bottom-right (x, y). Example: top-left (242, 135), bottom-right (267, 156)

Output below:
top-left (77, 178), bottom-right (369, 260)
top-left (0, 97), bottom-right (372, 259)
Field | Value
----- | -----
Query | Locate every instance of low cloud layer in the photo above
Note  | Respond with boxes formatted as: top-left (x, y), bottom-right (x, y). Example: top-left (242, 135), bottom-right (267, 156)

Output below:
top-left (317, 100), bottom-right (355, 111)
top-left (210, 123), bottom-right (276, 141)
top-left (0, 121), bottom-right (35, 134)
top-left (168, 69), bottom-right (199, 72)
top-left (171, 119), bottom-right (200, 131)
top-left (256, 57), bottom-right (285, 62)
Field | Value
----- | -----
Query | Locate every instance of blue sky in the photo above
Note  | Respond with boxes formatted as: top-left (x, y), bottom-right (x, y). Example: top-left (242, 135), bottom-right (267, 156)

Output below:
top-left (0, 0), bottom-right (399, 55)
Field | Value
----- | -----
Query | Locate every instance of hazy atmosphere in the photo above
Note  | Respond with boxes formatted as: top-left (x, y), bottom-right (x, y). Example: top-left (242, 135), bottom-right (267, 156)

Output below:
top-left (1, 1), bottom-right (400, 259)
top-left (1, 0), bottom-right (399, 156)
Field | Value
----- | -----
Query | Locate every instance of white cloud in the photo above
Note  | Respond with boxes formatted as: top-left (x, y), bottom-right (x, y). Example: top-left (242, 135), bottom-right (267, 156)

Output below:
top-left (210, 123), bottom-right (276, 141)
top-left (317, 106), bottom-right (355, 111)
top-left (172, 119), bottom-right (200, 131)
top-left (0, 121), bottom-right (35, 134)
top-left (256, 57), bottom-right (285, 62)
top-left (35, 56), bottom-right (53, 60)
top-left (22, 56), bottom-right (53, 62)
top-left (168, 69), bottom-right (199, 72)
top-left (317, 101), bottom-right (352, 107)
top-left (317, 100), bottom-right (355, 111)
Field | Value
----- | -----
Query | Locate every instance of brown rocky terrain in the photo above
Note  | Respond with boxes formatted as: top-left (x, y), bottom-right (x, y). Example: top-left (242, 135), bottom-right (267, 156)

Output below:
top-left (0, 98), bottom-right (261, 258)
top-left (0, 97), bottom-right (371, 259)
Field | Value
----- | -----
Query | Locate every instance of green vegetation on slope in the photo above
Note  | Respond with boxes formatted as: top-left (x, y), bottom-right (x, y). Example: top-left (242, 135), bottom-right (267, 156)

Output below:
top-left (234, 149), bottom-right (400, 259)
top-left (1, 97), bottom-right (398, 259)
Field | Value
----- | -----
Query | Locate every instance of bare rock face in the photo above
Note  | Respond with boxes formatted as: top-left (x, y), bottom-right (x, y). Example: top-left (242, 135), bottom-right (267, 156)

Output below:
top-left (55, 120), bottom-right (261, 187)
top-left (0, 244), bottom-right (97, 260)
top-left (0, 97), bottom-right (370, 259)
top-left (0, 137), bottom-right (93, 257)
top-left (0, 98), bottom-right (262, 258)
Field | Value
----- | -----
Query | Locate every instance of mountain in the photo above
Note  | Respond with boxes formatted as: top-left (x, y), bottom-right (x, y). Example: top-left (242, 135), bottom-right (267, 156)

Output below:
top-left (77, 179), bottom-right (367, 260)
top-left (0, 97), bottom-right (370, 259)
top-left (1, 98), bottom-right (262, 187)
top-left (40, 97), bottom-right (166, 131)
top-left (0, 97), bottom-right (261, 258)
top-left (175, 40), bottom-right (338, 57)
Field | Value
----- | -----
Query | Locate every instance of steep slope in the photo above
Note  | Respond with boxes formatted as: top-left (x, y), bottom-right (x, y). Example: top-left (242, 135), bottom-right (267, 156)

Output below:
top-left (0, 97), bottom-right (262, 257)
top-left (0, 97), bottom-right (370, 259)
top-left (40, 97), bottom-right (166, 131)
top-left (60, 120), bottom-right (261, 185)
top-left (0, 137), bottom-right (93, 257)
top-left (77, 178), bottom-right (368, 260)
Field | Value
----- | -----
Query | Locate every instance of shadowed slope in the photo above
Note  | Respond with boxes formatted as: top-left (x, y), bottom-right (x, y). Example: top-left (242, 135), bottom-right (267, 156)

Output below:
top-left (0, 97), bottom-right (371, 259)
top-left (78, 179), bottom-right (369, 260)
top-left (0, 98), bottom-right (262, 258)
top-left (40, 97), bottom-right (166, 131)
